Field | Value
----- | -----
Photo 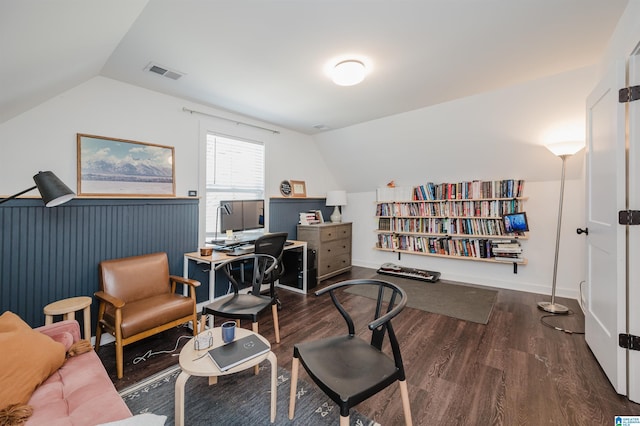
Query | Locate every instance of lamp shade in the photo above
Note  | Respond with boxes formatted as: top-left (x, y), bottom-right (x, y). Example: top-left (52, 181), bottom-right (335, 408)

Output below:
top-left (33, 171), bottom-right (75, 207)
top-left (326, 190), bottom-right (347, 206)
top-left (545, 141), bottom-right (584, 157)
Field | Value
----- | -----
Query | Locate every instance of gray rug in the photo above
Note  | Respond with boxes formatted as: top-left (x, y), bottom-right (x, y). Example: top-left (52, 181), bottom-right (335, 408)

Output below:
top-left (120, 363), bottom-right (379, 426)
top-left (345, 274), bottom-right (498, 324)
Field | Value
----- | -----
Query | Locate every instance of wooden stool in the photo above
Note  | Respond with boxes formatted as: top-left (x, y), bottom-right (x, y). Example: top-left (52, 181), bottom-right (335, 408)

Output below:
top-left (44, 296), bottom-right (92, 341)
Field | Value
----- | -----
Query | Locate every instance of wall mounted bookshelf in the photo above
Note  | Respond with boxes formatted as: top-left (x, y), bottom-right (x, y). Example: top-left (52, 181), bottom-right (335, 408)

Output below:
top-left (375, 180), bottom-right (528, 267)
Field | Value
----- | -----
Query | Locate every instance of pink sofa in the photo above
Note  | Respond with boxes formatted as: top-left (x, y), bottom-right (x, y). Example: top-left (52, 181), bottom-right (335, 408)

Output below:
top-left (26, 320), bottom-right (132, 425)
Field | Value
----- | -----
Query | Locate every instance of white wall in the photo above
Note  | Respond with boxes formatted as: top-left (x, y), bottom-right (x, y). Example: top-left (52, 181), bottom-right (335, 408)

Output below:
top-left (0, 76), bottom-right (338, 245)
top-left (314, 67), bottom-right (596, 299)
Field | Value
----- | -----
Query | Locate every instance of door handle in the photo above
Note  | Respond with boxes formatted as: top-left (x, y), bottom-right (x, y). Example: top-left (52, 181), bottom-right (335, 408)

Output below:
top-left (576, 228), bottom-right (589, 235)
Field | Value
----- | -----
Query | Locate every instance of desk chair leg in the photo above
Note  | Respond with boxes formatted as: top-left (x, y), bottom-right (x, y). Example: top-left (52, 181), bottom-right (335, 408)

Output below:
top-left (340, 415), bottom-right (349, 426)
top-left (399, 379), bottom-right (413, 426)
top-left (271, 304), bottom-right (280, 343)
top-left (288, 357), bottom-right (300, 420)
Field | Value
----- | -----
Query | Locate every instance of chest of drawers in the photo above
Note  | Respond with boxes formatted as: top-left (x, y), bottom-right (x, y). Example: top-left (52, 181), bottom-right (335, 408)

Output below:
top-left (297, 222), bottom-right (352, 281)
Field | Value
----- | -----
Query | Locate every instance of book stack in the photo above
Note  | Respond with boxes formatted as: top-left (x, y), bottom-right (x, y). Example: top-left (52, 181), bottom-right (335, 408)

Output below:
top-left (299, 211), bottom-right (321, 225)
top-left (490, 239), bottom-right (525, 263)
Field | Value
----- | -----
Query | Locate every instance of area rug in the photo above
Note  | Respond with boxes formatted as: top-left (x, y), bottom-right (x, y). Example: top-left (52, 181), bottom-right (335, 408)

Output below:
top-left (120, 363), bottom-right (379, 426)
top-left (345, 273), bottom-right (498, 324)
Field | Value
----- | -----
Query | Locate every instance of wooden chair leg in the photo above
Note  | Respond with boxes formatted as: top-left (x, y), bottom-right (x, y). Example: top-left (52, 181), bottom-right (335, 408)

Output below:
top-left (116, 339), bottom-right (124, 379)
top-left (288, 357), bottom-right (299, 420)
top-left (115, 310), bottom-right (123, 379)
top-left (252, 322), bottom-right (260, 375)
top-left (399, 379), bottom-right (413, 426)
top-left (94, 324), bottom-right (103, 351)
top-left (271, 304), bottom-right (280, 343)
top-left (340, 415), bottom-right (349, 426)
top-left (94, 303), bottom-right (105, 350)
top-left (191, 313), bottom-right (198, 336)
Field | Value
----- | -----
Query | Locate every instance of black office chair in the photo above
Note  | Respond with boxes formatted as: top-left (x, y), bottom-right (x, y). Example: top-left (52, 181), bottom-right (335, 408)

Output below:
top-left (202, 253), bottom-right (281, 343)
top-left (254, 232), bottom-right (288, 310)
top-left (288, 279), bottom-right (412, 426)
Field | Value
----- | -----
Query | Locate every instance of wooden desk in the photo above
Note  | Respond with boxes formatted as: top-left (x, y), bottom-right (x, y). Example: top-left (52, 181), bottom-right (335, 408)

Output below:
top-left (183, 240), bottom-right (308, 310)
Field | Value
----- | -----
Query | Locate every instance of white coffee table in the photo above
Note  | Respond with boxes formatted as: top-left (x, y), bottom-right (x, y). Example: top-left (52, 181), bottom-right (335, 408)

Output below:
top-left (175, 327), bottom-right (277, 425)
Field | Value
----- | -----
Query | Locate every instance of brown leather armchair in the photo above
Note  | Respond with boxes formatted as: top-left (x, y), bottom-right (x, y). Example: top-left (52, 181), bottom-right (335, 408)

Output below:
top-left (94, 252), bottom-right (200, 379)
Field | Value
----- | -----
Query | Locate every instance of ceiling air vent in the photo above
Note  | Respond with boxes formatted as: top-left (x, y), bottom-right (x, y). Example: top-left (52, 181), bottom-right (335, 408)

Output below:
top-left (145, 62), bottom-right (184, 80)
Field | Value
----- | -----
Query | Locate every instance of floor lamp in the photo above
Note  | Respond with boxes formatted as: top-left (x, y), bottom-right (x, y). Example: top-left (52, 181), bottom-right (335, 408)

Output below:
top-left (0, 171), bottom-right (75, 207)
top-left (537, 141), bottom-right (584, 314)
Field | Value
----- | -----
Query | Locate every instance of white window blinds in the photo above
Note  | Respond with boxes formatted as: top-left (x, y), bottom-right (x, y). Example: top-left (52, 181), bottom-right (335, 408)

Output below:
top-left (205, 134), bottom-right (265, 235)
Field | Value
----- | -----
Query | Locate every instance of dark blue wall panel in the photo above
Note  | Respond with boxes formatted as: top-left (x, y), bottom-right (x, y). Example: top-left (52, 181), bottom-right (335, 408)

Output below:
top-left (0, 198), bottom-right (199, 329)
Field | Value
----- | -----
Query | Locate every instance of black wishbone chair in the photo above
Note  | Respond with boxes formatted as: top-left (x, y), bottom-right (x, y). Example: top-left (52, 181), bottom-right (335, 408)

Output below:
top-left (288, 278), bottom-right (412, 426)
top-left (202, 253), bottom-right (280, 343)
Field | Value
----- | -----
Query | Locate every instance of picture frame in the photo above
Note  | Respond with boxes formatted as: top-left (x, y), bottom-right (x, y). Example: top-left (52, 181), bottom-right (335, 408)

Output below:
top-left (290, 180), bottom-right (307, 198)
top-left (314, 210), bottom-right (324, 223)
top-left (77, 134), bottom-right (175, 197)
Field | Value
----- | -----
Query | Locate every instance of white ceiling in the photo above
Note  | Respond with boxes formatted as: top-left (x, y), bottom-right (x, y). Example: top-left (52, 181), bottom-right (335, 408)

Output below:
top-left (1, 0), bottom-right (629, 135)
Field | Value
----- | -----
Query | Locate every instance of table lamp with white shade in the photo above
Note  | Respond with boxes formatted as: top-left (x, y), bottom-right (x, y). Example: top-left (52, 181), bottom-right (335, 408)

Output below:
top-left (326, 190), bottom-right (347, 223)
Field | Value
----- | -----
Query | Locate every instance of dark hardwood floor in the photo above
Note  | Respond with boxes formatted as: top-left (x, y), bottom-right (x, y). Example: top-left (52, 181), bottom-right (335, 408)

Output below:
top-left (97, 266), bottom-right (640, 425)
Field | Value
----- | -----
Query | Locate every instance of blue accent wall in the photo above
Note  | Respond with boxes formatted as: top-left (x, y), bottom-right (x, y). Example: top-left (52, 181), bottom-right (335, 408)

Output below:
top-left (268, 198), bottom-right (331, 239)
top-left (0, 198), bottom-right (199, 329)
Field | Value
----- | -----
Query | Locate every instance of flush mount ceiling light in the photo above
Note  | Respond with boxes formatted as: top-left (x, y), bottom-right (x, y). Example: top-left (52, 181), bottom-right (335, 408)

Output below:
top-left (331, 60), bottom-right (366, 86)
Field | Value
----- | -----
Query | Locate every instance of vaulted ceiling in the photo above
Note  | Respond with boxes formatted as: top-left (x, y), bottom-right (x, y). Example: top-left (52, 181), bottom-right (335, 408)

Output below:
top-left (2, 0), bottom-right (629, 134)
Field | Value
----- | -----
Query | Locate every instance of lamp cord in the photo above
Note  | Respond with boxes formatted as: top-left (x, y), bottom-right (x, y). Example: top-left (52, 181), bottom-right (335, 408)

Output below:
top-left (540, 310), bottom-right (585, 335)
top-left (132, 333), bottom-right (193, 364)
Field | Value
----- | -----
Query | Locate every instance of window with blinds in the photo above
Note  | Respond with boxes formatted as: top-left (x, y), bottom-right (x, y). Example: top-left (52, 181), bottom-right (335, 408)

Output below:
top-left (205, 134), bottom-right (265, 236)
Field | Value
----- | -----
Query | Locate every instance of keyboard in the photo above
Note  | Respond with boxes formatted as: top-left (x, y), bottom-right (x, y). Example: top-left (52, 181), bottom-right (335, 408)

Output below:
top-left (226, 244), bottom-right (255, 256)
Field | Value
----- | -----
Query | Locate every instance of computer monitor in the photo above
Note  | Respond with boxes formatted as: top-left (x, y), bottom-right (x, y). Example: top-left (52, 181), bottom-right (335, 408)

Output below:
top-left (220, 199), bottom-right (264, 232)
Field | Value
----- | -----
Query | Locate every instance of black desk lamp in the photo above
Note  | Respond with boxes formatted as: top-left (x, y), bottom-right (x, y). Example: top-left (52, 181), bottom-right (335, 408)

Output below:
top-left (0, 171), bottom-right (75, 207)
top-left (214, 202), bottom-right (232, 242)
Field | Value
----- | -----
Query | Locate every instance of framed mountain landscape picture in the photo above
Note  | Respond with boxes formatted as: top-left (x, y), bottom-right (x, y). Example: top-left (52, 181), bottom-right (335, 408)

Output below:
top-left (77, 134), bottom-right (175, 197)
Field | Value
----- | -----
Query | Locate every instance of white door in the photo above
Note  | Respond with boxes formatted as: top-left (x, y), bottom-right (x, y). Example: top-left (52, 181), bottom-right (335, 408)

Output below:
top-left (584, 60), bottom-right (627, 395)
top-left (627, 44), bottom-right (640, 403)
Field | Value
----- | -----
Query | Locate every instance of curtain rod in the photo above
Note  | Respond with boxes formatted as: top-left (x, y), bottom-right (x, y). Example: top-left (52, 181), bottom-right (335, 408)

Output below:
top-left (182, 107), bottom-right (280, 134)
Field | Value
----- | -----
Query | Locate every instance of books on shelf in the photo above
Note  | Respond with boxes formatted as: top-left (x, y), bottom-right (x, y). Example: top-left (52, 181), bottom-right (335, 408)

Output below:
top-left (207, 335), bottom-right (270, 371)
top-left (413, 179), bottom-right (525, 201)
top-left (376, 186), bottom-right (413, 202)
top-left (374, 178), bottom-right (527, 264)
top-left (490, 239), bottom-right (524, 262)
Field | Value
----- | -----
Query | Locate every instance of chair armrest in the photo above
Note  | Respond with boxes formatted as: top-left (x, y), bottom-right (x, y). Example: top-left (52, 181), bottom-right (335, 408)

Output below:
top-left (170, 275), bottom-right (201, 287)
top-left (35, 320), bottom-right (82, 343)
top-left (94, 290), bottom-right (125, 308)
